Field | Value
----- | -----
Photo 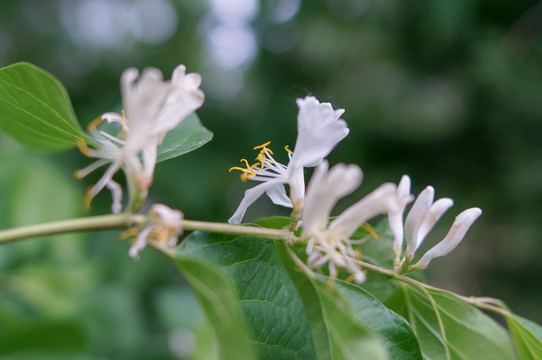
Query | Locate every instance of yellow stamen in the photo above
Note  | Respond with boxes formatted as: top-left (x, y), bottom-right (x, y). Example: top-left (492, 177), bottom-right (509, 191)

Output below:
top-left (345, 273), bottom-right (357, 283)
top-left (120, 228), bottom-right (139, 240)
top-left (87, 116), bottom-right (104, 132)
top-left (82, 186), bottom-right (94, 212)
top-left (229, 159), bottom-right (257, 182)
top-left (74, 169), bottom-right (84, 180)
top-left (360, 223), bottom-right (379, 240)
top-left (253, 141), bottom-right (271, 150)
top-left (284, 145), bottom-right (293, 155)
top-left (326, 276), bottom-right (337, 292)
top-left (77, 139), bottom-right (92, 158)
top-left (121, 109), bottom-right (127, 131)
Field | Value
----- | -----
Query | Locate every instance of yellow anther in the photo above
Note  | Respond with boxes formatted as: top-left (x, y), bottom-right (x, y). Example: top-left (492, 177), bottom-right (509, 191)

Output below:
top-left (121, 109), bottom-right (127, 131)
top-left (73, 169), bottom-right (84, 180)
top-left (87, 116), bottom-right (104, 132)
top-left (360, 223), bottom-right (379, 240)
top-left (253, 141), bottom-right (271, 150)
top-left (284, 145), bottom-right (293, 155)
top-left (77, 139), bottom-right (92, 158)
top-left (229, 159), bottom-right (258, 182)
top-left (82, 186), bottom-right (94, 212)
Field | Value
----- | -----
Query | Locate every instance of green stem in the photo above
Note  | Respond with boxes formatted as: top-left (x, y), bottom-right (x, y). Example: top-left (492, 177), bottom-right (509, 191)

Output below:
top-left (0, 214), bottom-right (146, 244)
top-left (0, 215), bottom-right (295, 245)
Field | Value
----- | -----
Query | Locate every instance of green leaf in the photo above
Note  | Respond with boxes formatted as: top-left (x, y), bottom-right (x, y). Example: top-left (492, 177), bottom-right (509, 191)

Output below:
top-left (333, 279), bottom-right (422, 359)
top-left (276, 242), bottom-right (412, 359)
top-left (505, 312), bottom-right (542, 359)
top-left (156, 113), bottom-right (213, 162)
top-left (176, 231), bottom-right (317, 359)
top-left (386, 283), bottom-right (516, 360)
top-left (0, 62), bottom-right (85, 151)
top-left (169, 253), bottom-right (258, 360)
top-left (311, 277), bottom-right (390, 360)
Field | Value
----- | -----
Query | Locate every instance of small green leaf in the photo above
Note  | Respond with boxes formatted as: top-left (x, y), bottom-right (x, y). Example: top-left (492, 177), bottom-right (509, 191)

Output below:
top-left (386, 284), bottom-right (516, 360)
top-left (0, 62), bottom-right (85, 151)
top-left (156, 113), bottom-right (213, 162)
top-left (176, 231), bottom-right (317, 359)
top-left (505, 312), bottom-right (542, 359)
top-left (169, 253), bottom-right (258, 360)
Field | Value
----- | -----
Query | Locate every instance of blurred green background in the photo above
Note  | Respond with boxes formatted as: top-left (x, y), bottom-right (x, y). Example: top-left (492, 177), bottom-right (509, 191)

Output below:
top-left (1, 0), bottom-right (542, 358)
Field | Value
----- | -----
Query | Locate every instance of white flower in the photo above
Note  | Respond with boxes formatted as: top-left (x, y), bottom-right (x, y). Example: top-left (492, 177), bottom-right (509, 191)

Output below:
top-left (398, 184), bottom-right (482, 270)
top-left (412, 207), bottom-right (482, 269)
top-left (228, 96), bottom-right (349, 224)
top-left (389, 175), bottom-right (414, 257)
top-left (76, 65), bottom-right (204, 213)
top-left (129, 203), bottom-right (184, 260)
top-left (403, 186), bottom-right (453, 262)
top-left (302, 161), bottom-right (403, 284)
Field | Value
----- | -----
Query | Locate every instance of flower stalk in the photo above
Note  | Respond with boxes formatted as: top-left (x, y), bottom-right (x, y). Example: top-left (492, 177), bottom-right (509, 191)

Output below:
top-left (0, 215), bottom-right (294, 245)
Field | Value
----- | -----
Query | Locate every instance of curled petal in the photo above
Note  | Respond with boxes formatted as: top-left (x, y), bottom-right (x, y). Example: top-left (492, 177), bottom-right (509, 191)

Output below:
top-left (303, 161), bottom-right (363, 236)
top-left (390, 175), bottom-right (413, 255)
top-left (414, 207), bottom-right (482, 269)
top-left (229, 179), bottom-right (285, 224)
top-left (291, 96), bottom-right (349, 168)
top-left (329, 182), bottom-right (398, 240)
top-left (404, 186), bottom-right (435, 259)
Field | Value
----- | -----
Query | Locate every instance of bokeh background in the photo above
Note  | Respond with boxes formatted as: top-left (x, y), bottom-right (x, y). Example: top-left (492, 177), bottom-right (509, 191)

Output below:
top-left (1, 0), bottom-right (542, 358)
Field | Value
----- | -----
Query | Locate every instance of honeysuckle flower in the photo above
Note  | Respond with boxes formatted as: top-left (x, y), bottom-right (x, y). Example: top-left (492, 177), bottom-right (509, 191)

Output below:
top-left (302, 161), bottom-right (403, 284)
top-left (228, 96), bottom-right (349, 224)
top-left (128, 203), bottom-right (184, 260)
top-left (413, 207), bottom-right (482, 269)
top-left (395, 184), bottom-right (482, 271)
top-left (403, 186), bottom-right (454, 262)
top-left (76, 65), bottom-right (204, 213)
top-left (390, 175), bottom-right (414, 258)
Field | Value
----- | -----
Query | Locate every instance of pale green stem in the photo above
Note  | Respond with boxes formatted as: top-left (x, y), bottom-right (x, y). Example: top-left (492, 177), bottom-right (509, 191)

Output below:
top-left (0, 215), bottom-right (508, 318)
top-left (358, 259), bottom-right (509, 316)
top-left (0, 215), bottom-right (294, 245)
top-left (0, 214), bottom-right (146, 244)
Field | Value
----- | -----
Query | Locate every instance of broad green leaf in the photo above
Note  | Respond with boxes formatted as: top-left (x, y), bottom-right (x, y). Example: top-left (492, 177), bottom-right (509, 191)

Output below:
top-left (386, 284), bottom-right (516, 360)
top-left (311, 277), bottom-right (390, 360)
top-left (276, 244), bottom-right (388, 359)
top-left (177, 231), bottom-right (317, 359)
top-left (0, 62), bottom-right (85, 151)
top-left (505, 312), bottom-right (542, 359)
top-left (169, 254), bottom-right (258, 360)
top-left (333, 280), bottom-right (422, 359)
top-left (156, 113), bottom-right (213, 162)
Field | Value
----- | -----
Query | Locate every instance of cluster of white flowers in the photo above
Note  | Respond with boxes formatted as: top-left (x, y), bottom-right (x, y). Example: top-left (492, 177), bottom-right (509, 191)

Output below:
top-left (76, 65), bottom-right (204, 213)
top-left (229, 96), bottom-right (481, 283)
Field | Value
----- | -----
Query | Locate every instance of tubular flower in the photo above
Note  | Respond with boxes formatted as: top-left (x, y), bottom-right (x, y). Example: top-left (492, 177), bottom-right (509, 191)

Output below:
top-left (128, 203), bottom-right (184, 260)
top-left (228, 96), bottom-right (349, 224)
top-left (397, 184), bottom-right (482, 271)
top-left (302, 161), bottom-right (403, 284)
top-left (76, 65), bottom-right (204, 213)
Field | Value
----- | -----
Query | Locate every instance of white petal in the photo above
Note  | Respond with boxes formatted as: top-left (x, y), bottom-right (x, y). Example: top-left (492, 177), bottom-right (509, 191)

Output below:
top-left (415, 207), bottom-right (482, 268)
top-left (416, 198), bottom-right (454, 249)
top-left (303, 162), bottom-right (362, 236)
top-left (404, 186), bottom-right (434, 259)
top-left (105, 180), bottom-right (123, 213)
top-left (390, 175), bottom-right (413, 254)
top-left (329, 182), bottom-right (398, 240)
top-left (266, 183), bottom-right (292, 208)
top-left (228, 179), bottom-right (284, 224)
top-left (290, 96), bottom-right (349, 168)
